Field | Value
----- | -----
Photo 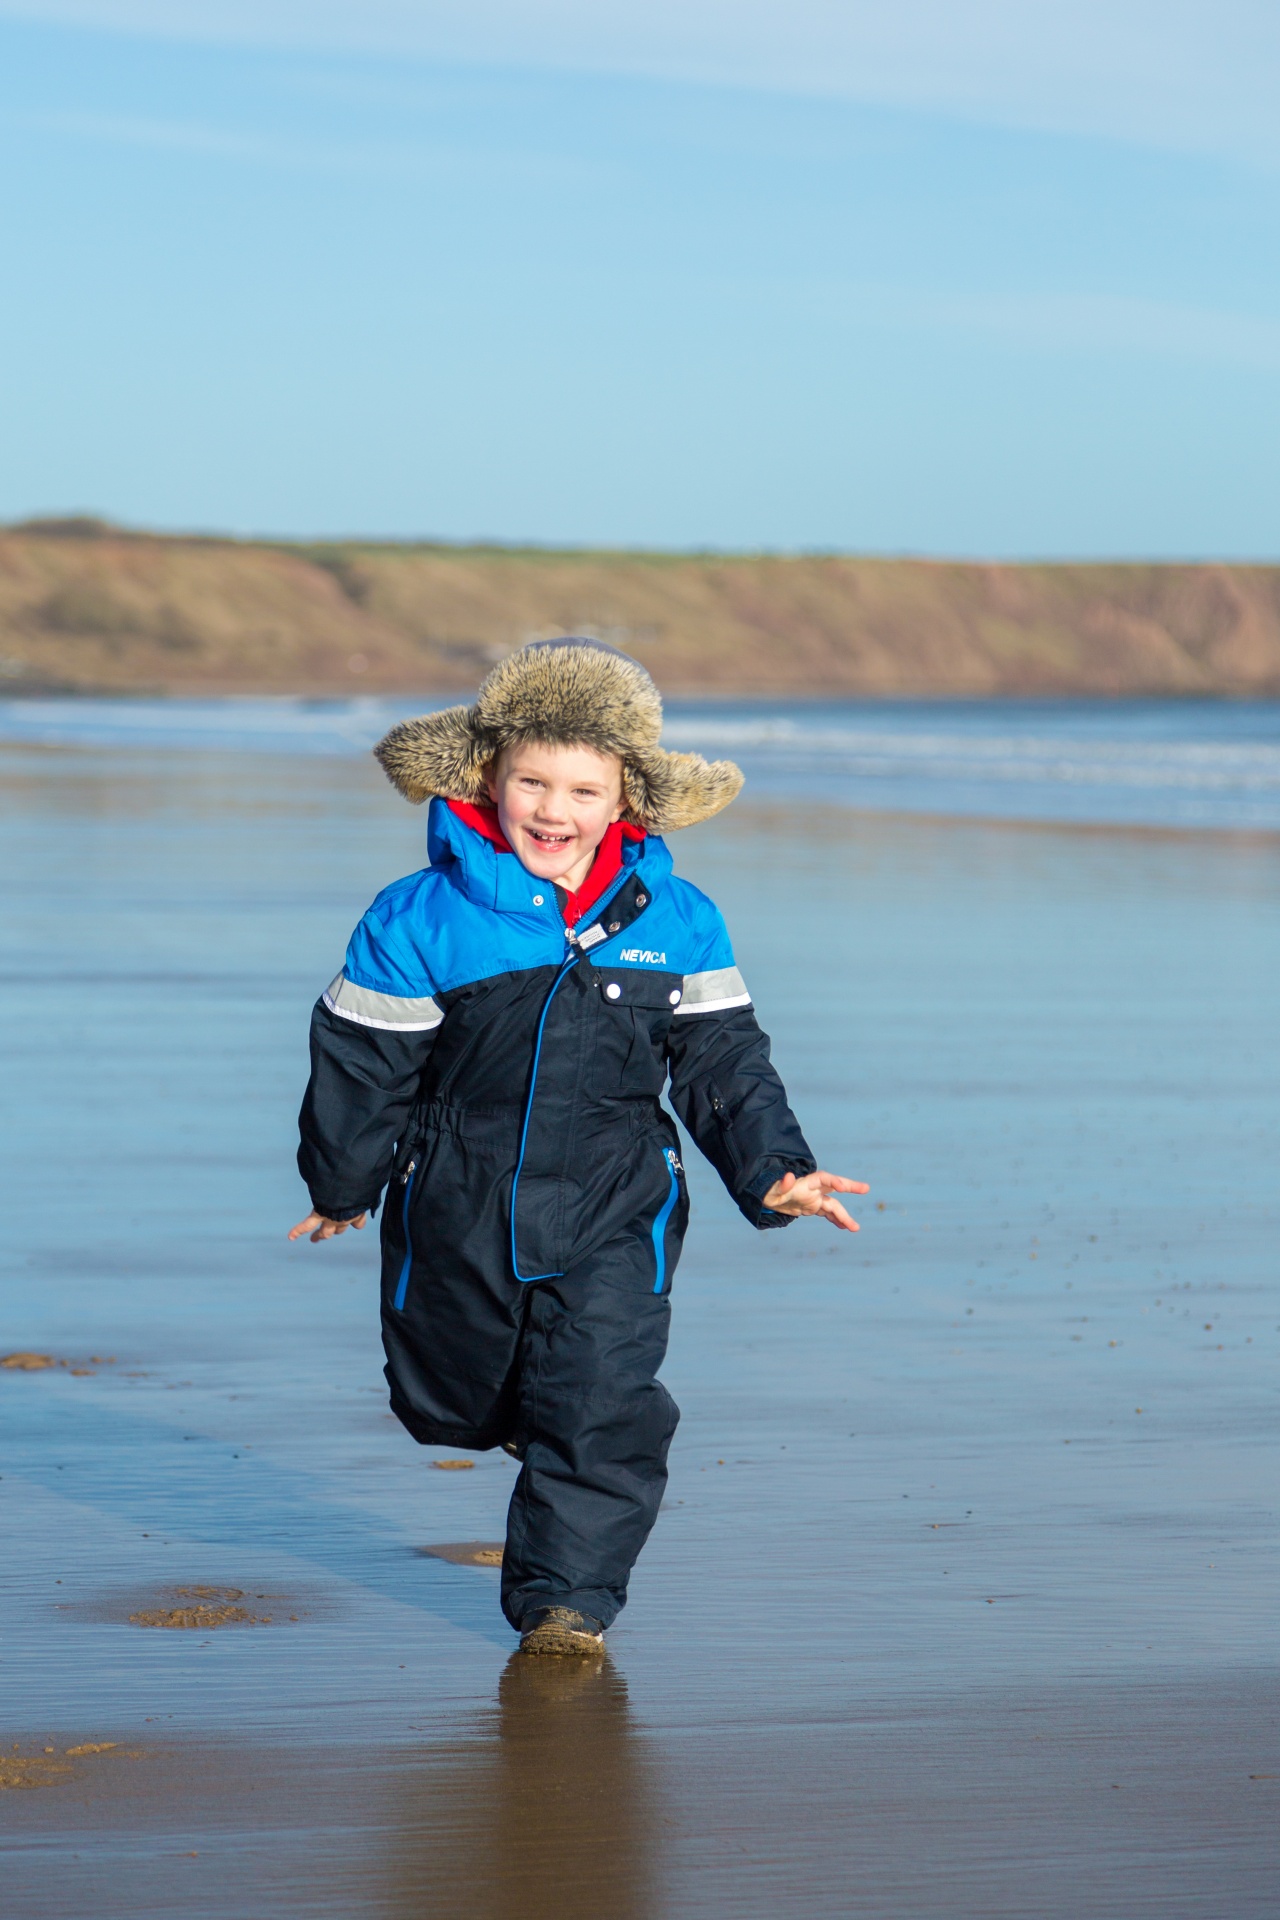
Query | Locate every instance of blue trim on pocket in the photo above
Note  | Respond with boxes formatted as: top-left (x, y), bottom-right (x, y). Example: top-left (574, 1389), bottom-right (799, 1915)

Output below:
top-left (651, 1147), bottom-right (681, 1294)
top-left (393, 1161), bottom-right (417, 1311)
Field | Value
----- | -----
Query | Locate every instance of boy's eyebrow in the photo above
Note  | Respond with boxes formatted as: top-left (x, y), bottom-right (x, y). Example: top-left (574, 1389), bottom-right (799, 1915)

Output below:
top-left (517, 772), bottom-right (607, 788)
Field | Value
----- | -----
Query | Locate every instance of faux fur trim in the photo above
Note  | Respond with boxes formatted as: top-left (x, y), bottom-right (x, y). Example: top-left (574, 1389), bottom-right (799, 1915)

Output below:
top-left (622, 749), bottom-right (744, 833)
top-left (373, 639), bottom-right (744, 832)
top-left (374, 705), bottom-right (487, 806)
top-left (476, 640), bottom-right (664, 756)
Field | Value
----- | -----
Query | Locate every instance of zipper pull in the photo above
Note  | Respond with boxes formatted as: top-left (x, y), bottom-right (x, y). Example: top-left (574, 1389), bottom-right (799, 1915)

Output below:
top-left (401, 1159), bottom-right (417, 1184)
top-left (665, 1148), bottom-right (684, 1173)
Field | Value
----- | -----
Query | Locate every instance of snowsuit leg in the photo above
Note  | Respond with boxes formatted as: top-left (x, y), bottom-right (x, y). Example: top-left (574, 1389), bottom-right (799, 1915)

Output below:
top-left (501, 1233), bottom-right (682, 1632)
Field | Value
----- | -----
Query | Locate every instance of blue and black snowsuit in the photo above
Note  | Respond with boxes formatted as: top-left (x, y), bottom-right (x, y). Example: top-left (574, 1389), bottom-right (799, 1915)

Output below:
top-left (298, 798), bottom-right (815, 1629)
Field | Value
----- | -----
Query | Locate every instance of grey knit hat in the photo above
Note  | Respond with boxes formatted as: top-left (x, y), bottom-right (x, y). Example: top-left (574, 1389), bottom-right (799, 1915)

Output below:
top-left (373, 638), bottom-right (743, 833)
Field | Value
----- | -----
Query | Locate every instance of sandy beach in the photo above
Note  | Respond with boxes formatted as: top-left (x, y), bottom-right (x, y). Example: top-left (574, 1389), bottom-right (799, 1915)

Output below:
top-left (2, 706), bottom-right (1278, 1916)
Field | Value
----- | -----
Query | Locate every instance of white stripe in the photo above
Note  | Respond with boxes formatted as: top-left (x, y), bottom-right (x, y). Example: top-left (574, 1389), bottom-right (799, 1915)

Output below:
top-left (323, 974), bottom-right (444, 1033)
top-left (322, 995), bottom-right (442, 1033)
top-left (678, 964), bottom-right (750, 1008)
top-left (671, 991), bottom-right (753, 1016)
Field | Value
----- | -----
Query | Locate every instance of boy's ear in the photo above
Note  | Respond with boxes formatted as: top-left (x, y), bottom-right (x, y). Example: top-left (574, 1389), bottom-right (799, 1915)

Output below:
top-left (482, 757), bottom-right (501, 804)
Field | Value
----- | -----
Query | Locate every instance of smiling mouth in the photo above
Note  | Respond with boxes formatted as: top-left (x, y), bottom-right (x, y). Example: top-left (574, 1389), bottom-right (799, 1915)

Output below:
top-left (525, 828), bottom-right (574, 847)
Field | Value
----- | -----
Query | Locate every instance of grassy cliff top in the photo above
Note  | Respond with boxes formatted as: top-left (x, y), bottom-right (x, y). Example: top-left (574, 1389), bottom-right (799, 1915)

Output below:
top-left (3, 520), bottom-right (1278, 698)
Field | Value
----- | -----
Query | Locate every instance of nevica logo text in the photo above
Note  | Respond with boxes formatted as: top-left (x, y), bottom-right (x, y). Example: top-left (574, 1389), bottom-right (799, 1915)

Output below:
top-left (619, 948), bottom-right (667, 964)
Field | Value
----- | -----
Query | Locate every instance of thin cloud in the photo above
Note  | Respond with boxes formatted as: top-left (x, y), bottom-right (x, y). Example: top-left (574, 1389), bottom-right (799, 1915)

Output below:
top-left (10, 105), bottom-right (598, 184)
top-left (903, 287), bottom-right (1280, 373)
top-left (1, 0), bottom-right (1278, 164)
top-left (688, 273), bottom-right (1280, 372)
top-left (21, 108), bottom-right (304, 162)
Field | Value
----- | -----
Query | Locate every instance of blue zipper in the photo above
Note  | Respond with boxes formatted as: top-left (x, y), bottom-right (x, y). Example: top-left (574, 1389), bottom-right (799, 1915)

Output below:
top-left (509, 856), bottom-right (648, 1284)
top-left (510, 954), bottom-right (581, 1283)
top-left (393, 1159), bottom-right (417, 1311)
top-left (651, 1147), bottom-right (681, 1294)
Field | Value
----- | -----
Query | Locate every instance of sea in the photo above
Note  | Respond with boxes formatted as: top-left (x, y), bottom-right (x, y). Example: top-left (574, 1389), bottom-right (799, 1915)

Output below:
top-left (3, 691), bottom-right (1280, 830)
top-left (1, 696), bottom-right (1277, 1917)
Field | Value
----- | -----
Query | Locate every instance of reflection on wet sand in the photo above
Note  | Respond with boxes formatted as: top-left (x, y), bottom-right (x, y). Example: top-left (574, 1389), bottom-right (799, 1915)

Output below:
top-left (389, 1656), bottom-right (656, 1920)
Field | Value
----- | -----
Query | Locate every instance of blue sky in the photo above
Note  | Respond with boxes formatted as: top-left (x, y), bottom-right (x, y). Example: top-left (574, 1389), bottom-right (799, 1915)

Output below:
top-left (2, 1), bottom-right (1278, 555)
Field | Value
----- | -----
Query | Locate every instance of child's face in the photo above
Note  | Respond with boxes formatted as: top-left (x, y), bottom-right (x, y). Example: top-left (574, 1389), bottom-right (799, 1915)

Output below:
top-left (487, 741), bottom-right (626, 888)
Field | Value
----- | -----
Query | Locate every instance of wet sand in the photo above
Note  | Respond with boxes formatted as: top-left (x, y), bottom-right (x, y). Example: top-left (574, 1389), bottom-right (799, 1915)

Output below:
top-left (2, 744), bottom-right (1278, 1915)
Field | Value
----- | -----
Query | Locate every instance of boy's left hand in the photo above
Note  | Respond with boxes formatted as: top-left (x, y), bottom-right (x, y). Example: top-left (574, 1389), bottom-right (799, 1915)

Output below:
top-left (761, 1170), bottom-right (868, 1232)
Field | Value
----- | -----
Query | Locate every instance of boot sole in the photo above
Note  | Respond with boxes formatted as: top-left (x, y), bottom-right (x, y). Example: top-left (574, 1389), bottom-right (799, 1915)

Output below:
top-left (519, 1622), bottom-right (605, 1656)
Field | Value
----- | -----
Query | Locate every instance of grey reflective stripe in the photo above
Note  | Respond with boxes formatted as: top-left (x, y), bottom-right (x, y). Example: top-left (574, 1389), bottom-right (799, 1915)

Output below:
top-left (322, 973), bottom-right (443, 1032)
top-left (671, 965), bottom-right (752, 1016)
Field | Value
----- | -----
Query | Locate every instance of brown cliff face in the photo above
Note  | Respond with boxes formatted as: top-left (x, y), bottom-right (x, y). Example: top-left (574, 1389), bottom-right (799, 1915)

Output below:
top-left (3, 521), bottom-right (1279, 698)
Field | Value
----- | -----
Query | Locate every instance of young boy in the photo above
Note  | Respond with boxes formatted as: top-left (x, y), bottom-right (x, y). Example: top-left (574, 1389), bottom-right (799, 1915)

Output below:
top-left (290, 639), bottom-right (865, 1654)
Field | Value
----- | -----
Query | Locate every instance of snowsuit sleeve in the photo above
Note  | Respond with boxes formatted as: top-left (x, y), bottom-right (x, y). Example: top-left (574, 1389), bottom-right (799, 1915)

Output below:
top-left (297, 897), bottom-right (443, 1221)
top-left (664, 905), bottom-right (816, 1229)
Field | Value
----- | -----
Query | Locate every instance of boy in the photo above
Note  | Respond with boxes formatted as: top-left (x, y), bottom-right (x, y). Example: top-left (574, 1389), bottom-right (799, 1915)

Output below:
top-left (290, 639), bottom-right (866, 1654)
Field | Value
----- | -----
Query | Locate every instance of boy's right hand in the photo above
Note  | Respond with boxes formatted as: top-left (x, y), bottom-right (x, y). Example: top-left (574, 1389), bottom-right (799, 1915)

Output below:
top-left (288, 1211), bottom-right (367, 1243)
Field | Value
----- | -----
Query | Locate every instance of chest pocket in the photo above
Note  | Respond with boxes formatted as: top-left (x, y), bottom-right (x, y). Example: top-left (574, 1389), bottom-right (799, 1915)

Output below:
top-left (592, 966), bottom-right (684, 1087)
top-left (594, 967), bottom-right (685, 1012)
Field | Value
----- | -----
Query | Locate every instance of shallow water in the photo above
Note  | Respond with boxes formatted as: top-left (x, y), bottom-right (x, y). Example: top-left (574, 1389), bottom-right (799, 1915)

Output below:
top-left (2, 739), bottom-right (1278, 1915)
top-left (4, 694), bottom-right (1280, 829)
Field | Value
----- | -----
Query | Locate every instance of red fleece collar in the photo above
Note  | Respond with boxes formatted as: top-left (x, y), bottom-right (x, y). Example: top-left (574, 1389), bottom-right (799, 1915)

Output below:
top-left (447, 800), bottom-right (644, 926)
top-left (449, 798), bottom-right (515, 855)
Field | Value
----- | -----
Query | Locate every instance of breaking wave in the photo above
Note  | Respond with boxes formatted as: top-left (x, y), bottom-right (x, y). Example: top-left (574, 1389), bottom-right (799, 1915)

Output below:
top-left (3, 696), bottom-right (1280, 830)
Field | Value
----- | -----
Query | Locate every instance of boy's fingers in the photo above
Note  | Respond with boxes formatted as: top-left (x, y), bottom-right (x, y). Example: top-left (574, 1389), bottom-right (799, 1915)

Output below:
top-left (765, 1173), bottom-right (870, 1220)
top-left (292, 1210), bottom-right (366, 1243)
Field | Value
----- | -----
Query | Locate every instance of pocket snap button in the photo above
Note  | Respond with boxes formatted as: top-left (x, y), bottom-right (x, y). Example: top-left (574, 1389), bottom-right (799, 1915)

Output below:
top-left (605, 982), bottom-right (622, 1000)
top-left (669, 990), bottom-right (682, 1005)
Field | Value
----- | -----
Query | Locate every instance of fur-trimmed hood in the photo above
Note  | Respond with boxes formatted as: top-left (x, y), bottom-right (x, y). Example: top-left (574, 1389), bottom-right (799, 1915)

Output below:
top-left (373, 637), bottom-right (743, 833)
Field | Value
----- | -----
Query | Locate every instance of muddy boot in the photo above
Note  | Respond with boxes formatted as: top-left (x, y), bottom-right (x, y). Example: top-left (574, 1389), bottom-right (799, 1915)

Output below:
top-left (518, 1606), bottom-right (605, 1655)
